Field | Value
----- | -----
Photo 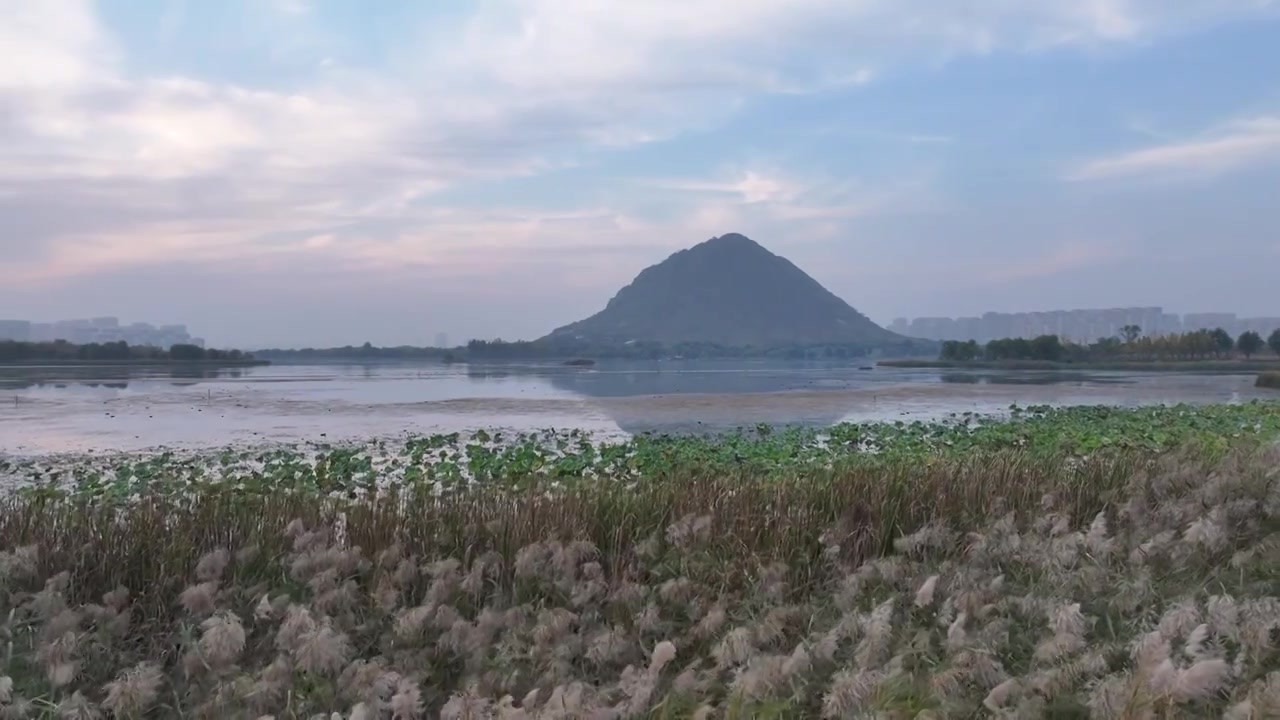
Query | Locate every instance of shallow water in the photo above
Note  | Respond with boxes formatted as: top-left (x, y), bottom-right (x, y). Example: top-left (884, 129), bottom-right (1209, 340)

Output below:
top-left (0, 360), bottom-right (1270, 454)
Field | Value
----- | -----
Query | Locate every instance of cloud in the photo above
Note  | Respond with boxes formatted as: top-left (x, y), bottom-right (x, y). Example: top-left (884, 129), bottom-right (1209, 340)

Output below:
top-left (1067, 116), bottom-right (1280, 181)
top-left (647, 168), bottom-right (931, 224)
top-left (272, 0), bottom-right (311, 17)
top-left (647, 171), bottom-right (804, 205)
top-left (0, 0), bottom-right (1273, 298)
top-left (902, 134), bottom-right (954, 145)
top-left (980, 242), bottom-right (1128, 283)
top-left (0, 1), bottom-right (116, 91)
top-left (439, 0), bottom-right (1267, 99)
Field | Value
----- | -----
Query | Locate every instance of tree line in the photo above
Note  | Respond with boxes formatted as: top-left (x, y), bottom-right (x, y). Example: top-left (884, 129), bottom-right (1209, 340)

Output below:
top-left (254, 342), bottom-right (458, 363)
top-left (238, 338), bottom-right (937, 363)
top-left (940, 327), bottom-right (1280, 363)
top-left (0, 340), bottom-right (256, 364)
top-left (466, 337), bottom-right (933, 361)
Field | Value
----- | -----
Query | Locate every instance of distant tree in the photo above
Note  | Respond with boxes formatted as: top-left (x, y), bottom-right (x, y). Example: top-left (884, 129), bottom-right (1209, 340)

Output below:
top-left (1092, 336), bottom-right (1122, 357)
top-left (169, 343), bottom-right (206, 361)
top-left (1210, 328), bottom-right (1234, 357)
top-left (1271, 329), bottom-right (1280, 357)
top-left (1237, 331), bottom-right (1264, 359)
top-left (983, 338), bottom-right (1009, 360)
top-left (1187, 329), bottom-right (1217, 359)
top-left (1120, 325), bottom-right (1142, 343)
top-left (940, 339), bottom-right (981, 361)
top-left (1029, 334), bottom-right (1064, 362)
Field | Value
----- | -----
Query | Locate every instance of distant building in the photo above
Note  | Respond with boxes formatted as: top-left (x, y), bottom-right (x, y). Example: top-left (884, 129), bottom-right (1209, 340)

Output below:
top-left (1183, 313), bottom-right (1237, 333)
top-left (1, 317), bottom-right (203, 347)
top-left (434, 332), bottom-right (449, 349)
top-left (897, 307), bottom-right (1278, 344)
top-left (1237, 317), bottom-right (1280, 336)
top-left (0, 320), bottom-right (31, 341)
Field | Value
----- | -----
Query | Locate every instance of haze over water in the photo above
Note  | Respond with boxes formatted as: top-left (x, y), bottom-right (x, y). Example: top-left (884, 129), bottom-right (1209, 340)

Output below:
top-left (0, 362), bottom-right (1268, 454)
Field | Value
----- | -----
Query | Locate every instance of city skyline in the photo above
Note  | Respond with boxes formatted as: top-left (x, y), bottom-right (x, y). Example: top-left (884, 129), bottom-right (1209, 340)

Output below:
top-left (0, 316), bottom-right (204, 349)
top-left (891, 307), bottom-right (1280, 345)
top-left (6, 304), bottom-right (1279, 351)
top-left (0, 315), bottom-right (461, 350)
top-left (1, 2), bottom-right (1278, 348)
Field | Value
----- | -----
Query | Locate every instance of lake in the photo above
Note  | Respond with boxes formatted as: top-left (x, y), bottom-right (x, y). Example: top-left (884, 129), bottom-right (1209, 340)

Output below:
top-left (0, 361), bottom-right (1271, 454)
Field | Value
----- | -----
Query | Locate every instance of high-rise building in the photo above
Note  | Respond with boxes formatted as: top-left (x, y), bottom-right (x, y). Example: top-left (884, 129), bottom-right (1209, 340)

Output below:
top-left (1183, 313), bottom-right (1237, 332)
top-left (1240, 317), bottom-right (1280, 335)
top-left (0, 320), bottom-right (31, 341)
top-left (1159, 314), bottom-right (1182, 334)
top-left (434, 332), bottom-right (449, 348)
top-left (0, 318), bottom-right (201, 347)
top-left (898, 307), bottom-right (1276, 343)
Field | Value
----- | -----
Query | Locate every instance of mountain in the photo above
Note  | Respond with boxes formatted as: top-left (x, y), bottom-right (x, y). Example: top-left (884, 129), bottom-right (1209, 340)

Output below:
top-left (544, 233), bottom-right (906, 348)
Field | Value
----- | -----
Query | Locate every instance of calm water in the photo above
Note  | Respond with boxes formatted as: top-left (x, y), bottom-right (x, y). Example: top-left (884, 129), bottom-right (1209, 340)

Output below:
top-left (0, 361), bottom-right (1271, 454)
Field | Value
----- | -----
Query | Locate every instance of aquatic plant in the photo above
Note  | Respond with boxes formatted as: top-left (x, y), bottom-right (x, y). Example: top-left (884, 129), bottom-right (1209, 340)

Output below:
top-left (1, 441), bottom-right (1278, 717)
top-left (6, 402), bottom-right (1279, 502)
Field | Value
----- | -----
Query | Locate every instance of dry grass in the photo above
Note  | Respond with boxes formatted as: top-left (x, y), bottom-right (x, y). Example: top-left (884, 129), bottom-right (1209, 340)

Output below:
top-left (0, 444), bottom-right (1278, 718)
top-left (1, 452), bottom-right (1142, 618)
top-left (1257, 373), bottom-right (1280, 390)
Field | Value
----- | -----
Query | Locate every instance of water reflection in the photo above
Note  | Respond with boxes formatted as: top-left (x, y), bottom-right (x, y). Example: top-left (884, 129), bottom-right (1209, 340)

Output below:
top-left (937, 371), bottom-right (1131, 386)
top-left (0, 365), bottom-right (246, 390)
top-left (541, 360), bottom-right (877, 397)
top-left (534, 361), bottom-right (892, 432)
top-left (1, 361), bottom-right (1269, 454)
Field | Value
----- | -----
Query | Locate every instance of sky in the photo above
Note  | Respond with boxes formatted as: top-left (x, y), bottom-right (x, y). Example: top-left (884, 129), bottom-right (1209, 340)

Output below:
top-left (2, 0), bottom-right (1279, 349)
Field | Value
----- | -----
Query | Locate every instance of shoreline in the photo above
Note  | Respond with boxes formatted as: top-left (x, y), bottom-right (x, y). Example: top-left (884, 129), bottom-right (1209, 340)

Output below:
top-left (0, 359), bottom-right (270, 369)
top-left (878, 358), bottom-right (1280, 372)
top-left (5, 396), bottom-right (1277, 459)
top-left (5, 374), bottom-right (1275, 455)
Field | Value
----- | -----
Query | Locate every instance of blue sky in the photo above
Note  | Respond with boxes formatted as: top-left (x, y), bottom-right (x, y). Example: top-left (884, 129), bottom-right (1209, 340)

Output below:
top-left (2, 0), bottom-right (1278, 348)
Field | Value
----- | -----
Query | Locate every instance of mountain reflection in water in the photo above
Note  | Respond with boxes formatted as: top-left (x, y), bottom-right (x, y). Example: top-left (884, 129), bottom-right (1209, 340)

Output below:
top-left (0, 361), bottom-right (1267, 453)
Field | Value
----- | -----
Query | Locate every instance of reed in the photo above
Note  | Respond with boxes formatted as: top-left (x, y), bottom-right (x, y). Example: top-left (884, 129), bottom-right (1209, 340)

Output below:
top-left (1, 442), bottom-right (1277, 717)
top-left (0, 450), bottom-right (1149, 615)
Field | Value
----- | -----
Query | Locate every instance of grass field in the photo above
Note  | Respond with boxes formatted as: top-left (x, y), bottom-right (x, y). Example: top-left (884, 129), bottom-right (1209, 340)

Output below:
top-left (2, 404), bottom-right (1279, 717)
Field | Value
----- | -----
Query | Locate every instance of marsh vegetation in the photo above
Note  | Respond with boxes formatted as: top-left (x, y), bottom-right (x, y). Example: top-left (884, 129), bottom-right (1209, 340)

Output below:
top-left (1, 403), bottom-right (1279, 717)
